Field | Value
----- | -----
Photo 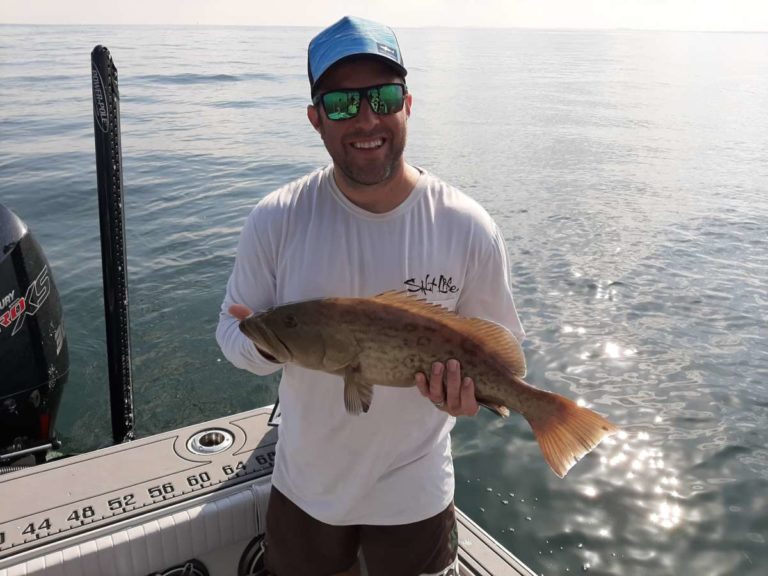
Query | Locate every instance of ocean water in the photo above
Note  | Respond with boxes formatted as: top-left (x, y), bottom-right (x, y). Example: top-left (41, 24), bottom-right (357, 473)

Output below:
top-left (1, 24), bottom-right (767, 575)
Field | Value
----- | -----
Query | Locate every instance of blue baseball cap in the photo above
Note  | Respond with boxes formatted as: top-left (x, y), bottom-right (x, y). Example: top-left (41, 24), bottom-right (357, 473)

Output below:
top-left (308, 16), bottom-right (407, 93)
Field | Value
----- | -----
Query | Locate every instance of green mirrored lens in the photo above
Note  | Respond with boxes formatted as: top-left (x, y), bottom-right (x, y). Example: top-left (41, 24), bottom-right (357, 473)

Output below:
top-left (322, 91), bottom-right (360, 120)
top-left (319, 84), bottom-right (405, 120)
top-left (369, 84), bottom-right (404, 114)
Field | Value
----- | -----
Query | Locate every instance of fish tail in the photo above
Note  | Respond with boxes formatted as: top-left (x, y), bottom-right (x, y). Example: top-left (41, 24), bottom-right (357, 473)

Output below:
top-left (522, 391), bottom-right (618, 478)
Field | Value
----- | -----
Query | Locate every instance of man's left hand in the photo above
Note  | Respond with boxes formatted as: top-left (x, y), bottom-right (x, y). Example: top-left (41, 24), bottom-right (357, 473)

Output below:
top-left (414, 359), bottom-right (480, 416)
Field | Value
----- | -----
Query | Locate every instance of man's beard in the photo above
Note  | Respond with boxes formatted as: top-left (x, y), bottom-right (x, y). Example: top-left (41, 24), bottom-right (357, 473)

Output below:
top-left (325, 127), bottom-right (407, 187)
top-left (337, 147), bottom-right (404, 186)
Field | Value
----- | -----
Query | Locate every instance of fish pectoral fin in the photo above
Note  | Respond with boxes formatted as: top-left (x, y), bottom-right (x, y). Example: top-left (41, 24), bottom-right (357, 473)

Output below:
top-left (322, 334), bottom-right (359, 372)
top-left (343, 364), bottom-right (374, 415)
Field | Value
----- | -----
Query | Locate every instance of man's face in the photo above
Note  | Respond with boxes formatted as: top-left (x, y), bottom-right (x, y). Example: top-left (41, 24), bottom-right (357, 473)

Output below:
top-left (308, 58), bottom-right (412, 187)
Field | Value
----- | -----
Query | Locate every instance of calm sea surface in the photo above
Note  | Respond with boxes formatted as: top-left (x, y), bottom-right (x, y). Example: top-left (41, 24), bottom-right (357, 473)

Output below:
top-left (1, 24), bottom-right (767, 575)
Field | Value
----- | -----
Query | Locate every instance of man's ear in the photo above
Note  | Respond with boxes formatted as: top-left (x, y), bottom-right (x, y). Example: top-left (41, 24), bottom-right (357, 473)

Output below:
top-left (405, 93), bottom-right (412, 118)
top-left (307, 104), bottom-right (322, 132)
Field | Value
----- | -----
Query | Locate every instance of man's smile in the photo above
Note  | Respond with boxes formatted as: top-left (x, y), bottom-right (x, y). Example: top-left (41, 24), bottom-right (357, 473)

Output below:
top-left (349, 136), bottom-right (387, 150)
top-left (350, 137), bottom-right (385, 150)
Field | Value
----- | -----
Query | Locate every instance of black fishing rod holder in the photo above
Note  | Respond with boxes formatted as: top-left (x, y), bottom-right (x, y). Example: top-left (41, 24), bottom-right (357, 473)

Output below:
top-left (91, 45), bottom-right (135, 444)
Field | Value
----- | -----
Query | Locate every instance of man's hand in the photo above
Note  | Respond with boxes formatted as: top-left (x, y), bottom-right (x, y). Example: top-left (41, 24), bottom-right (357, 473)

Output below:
top-left (414, 359), bottom-right (480, 417)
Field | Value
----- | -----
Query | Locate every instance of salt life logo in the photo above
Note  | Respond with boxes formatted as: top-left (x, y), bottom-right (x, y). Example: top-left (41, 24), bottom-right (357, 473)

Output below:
top-left (92, 64), bottom-right (110, 132)
top-left (404, 274), bottom-right (459, 296)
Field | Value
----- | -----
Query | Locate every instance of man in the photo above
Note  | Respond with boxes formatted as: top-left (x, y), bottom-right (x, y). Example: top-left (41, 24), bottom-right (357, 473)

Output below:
top-left (217, 16), bottom-right (524, 576)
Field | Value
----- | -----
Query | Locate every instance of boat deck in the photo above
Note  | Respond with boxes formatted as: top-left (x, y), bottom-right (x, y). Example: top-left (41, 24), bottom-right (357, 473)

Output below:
top-left (0, 406), bottom-right (535, 575)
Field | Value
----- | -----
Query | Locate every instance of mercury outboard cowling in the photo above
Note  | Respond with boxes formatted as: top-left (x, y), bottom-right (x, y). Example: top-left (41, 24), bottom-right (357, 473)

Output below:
top-left (0, 203), bottom-right (68, 465)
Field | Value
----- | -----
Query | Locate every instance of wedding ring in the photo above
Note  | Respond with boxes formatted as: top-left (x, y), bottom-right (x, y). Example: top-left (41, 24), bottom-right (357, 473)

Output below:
top-left (433, 400), bottom-right (445, 408)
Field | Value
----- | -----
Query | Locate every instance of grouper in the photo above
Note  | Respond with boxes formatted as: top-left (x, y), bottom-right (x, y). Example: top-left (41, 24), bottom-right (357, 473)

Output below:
top-left (237, 291), bottom-right (618, 477)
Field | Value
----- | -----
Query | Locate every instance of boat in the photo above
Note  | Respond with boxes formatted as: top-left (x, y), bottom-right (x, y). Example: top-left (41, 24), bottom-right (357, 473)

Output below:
top-left (0, 46), bottom-right (536, 576)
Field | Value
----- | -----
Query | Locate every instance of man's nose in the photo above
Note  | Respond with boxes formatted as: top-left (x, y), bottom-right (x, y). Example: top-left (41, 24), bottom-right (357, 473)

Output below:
top-left (353, 97), bottom-right (379, 127)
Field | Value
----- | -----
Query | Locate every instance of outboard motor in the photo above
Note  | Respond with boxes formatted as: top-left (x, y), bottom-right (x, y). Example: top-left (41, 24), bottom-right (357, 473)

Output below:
top-left (0, 203), bottom-right (68, 466)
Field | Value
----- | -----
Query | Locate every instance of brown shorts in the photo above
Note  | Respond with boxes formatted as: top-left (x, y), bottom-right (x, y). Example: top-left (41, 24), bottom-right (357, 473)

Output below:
top-left (264, 487), bottom-right (459, 576)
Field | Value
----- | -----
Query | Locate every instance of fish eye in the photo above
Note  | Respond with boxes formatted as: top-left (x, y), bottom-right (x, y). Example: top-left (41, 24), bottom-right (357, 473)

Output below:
top-left (283, 314), bottom-right (298, 328)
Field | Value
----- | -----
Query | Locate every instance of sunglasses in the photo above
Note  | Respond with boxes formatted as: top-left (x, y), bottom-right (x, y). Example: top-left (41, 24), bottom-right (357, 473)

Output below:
top-left (313, 83), bottom-right (408, 121)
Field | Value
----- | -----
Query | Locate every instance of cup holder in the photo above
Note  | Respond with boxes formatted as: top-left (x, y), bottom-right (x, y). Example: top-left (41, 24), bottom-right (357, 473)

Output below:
top-left (187, 428), bottom-right (234, 455)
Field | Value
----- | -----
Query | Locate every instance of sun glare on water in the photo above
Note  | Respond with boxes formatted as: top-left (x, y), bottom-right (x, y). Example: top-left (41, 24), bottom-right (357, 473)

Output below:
top-left (599, 427), bottom-right (684, 531)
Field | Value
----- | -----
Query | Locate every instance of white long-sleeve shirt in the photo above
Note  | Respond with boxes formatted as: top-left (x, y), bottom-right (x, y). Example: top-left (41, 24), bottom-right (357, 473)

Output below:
top-left (217, 165), bottom-right (524, 525)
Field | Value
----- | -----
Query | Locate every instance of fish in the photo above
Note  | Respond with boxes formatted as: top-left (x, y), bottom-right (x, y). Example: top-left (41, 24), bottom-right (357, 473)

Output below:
top-left (238, 291), bottom-right (618, 477)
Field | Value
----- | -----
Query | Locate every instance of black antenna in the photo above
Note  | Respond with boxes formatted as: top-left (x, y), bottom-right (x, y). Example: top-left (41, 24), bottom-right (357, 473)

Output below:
top-left (91, 45), bottom-right (135, 444)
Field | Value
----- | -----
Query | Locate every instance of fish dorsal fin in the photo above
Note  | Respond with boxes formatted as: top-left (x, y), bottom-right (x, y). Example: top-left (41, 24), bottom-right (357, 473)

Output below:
top-left (371, 291), bottom-right (526, 376)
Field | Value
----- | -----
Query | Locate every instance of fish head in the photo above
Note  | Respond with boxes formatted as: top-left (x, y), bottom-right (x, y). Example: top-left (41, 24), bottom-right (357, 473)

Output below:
top-left (239, 302), bottom-right (326, 367)
top-left (238, 309), bottom-right (294, 363)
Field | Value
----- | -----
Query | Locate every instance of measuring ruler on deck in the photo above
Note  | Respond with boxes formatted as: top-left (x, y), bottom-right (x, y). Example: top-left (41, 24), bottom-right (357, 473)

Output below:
top-left (0, 408), bottom-right (276, 560)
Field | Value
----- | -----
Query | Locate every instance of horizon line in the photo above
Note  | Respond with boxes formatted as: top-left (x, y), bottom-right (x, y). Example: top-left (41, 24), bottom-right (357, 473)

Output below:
top-left (1, 22), bottom-right (767, 34)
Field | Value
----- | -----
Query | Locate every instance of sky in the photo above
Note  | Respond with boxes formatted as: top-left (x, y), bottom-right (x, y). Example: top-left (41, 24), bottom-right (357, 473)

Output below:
top-left (1, 0), bottom-right (767, 31)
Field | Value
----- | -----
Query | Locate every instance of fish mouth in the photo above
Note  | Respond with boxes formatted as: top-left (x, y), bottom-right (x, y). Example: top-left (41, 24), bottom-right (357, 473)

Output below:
top-left (240, 317), bottom-right (292, 363)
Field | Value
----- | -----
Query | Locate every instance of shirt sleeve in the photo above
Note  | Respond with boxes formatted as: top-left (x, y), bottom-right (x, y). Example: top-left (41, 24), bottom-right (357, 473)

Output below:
top-left (215, 207), bottom-right (285, 375)
top-left (456, 222), bottom-right (526, 343)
